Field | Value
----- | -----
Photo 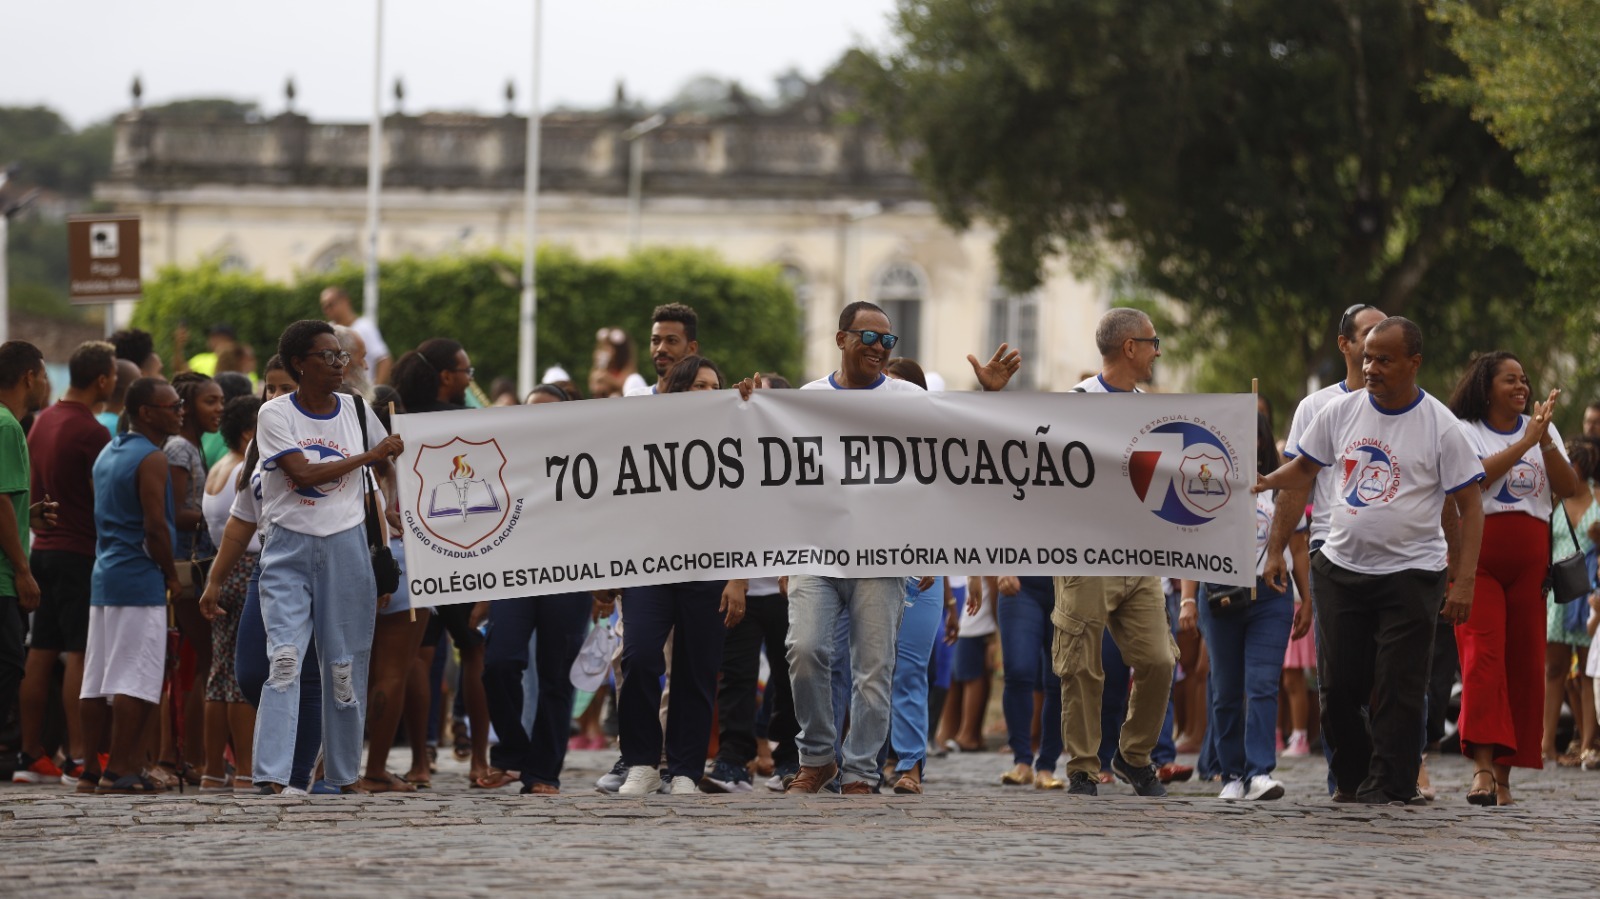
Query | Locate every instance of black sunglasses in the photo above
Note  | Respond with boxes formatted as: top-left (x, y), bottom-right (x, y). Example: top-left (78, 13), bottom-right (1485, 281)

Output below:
top-left (1129, 336), bottom-right (1160, 352)
top-left (1339, 303), bottom-right (1373, 337)
top-left (844, 329), bottom-right (899, 351)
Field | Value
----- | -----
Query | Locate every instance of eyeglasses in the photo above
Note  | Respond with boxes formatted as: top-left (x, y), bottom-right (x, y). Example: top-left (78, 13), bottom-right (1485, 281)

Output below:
top-left (452, 367), bottom-right (476, 379)
top-left (1339, 303), bottom-right (1373, 337)
top-left (1129, 336), bottom-right (1161, 352)
top-left (156, 401), bottom-right (185, 413)
top-left (843, 329), bottom-right (899, 351)
top-left (309, 350), bottom-right (353, 367)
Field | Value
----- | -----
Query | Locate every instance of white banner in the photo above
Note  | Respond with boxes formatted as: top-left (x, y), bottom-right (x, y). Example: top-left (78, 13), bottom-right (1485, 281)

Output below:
top-left (393, 390), bottom-right (1256, 606)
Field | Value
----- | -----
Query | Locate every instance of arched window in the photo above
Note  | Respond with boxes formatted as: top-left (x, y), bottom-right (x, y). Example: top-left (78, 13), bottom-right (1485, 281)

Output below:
top-left (872, 262), bottom-right (925, 363)
top-left (988, 285), bottom-right (1039, 390)
top-left (308, 240), bottom-right (360, 275)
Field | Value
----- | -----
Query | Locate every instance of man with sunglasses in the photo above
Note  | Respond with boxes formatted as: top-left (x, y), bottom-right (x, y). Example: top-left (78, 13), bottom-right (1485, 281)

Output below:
top-left (784, 301), bottom-right (1020, 795)
top-left (1054, 307), bottom-right (1175, 797)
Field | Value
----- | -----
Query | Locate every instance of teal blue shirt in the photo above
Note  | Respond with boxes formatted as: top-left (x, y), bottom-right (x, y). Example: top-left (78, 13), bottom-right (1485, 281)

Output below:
top-left (90, 432), bottom-right (175, 606)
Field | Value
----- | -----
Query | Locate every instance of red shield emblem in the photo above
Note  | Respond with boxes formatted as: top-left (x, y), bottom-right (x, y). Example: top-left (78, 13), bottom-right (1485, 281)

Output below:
top-left (1177, 452), bottom-right (1231, 515)
top-left (412, 438), bottom-right (511, 550)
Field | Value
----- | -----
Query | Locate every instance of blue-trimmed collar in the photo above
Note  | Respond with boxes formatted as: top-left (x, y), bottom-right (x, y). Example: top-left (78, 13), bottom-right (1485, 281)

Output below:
top-left (1367, 387), bottom-right (1425, 416)
top-left (1096, 373), bottom-right (1130, 393)
top-left (827, 372), bottom-right (887, 390)
top-left (290, 392), bottom-right (343, 421)
top-left (1483, 414), bottom-right (1524, 436)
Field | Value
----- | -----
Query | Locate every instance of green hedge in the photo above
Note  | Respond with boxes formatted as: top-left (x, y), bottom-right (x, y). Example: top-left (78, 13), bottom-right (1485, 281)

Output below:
top-left (132, 246), bottom-right (803, 390)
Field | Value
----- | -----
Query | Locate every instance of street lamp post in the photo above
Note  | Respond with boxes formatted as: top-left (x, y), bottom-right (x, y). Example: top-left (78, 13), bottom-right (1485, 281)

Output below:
top-left (364, 0), bottom-right (385, 327)
top-left (623, 113), bottom-right (666, 251)
top-left (516, 0), bottom-right (544, 399)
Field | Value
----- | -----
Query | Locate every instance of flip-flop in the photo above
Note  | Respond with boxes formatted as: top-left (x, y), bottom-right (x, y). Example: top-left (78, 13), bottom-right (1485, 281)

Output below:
top-left (355, 773), bottom-right (417, 794)
top-left (400, 773), bottom-right (432, 790)
top-left (98, 772), bottom-right (164, 795)
top-left (471, 769), bottom-right (519, 789)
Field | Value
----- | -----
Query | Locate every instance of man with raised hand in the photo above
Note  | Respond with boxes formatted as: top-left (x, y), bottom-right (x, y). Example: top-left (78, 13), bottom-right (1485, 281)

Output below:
top-left (1053, 308), bottom-right (1177, 798)
top-left (784, 300), bottom-right (1019, 795)
top-left (1257, 316), bottom-right (1484, 805)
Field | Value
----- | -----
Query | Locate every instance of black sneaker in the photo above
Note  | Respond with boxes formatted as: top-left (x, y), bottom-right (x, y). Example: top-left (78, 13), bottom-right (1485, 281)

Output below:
top-left (595, 756), bottom-right (627, 793)
top-left (1066, 772), bottom-right (1098, 796)
top-left (766, 763), bottom-right (799, 792)
top-left (1110, 752), bottom-right (1168, 797)
top-left (700, 759), bottom-right (753, 794)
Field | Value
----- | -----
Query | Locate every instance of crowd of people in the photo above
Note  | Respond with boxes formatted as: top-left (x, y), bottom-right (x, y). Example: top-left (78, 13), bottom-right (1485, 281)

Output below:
top-left (0, 289), bottom-right (1597, 808)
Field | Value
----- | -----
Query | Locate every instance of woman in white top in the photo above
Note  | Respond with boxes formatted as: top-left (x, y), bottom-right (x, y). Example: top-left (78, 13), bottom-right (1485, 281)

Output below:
top-left (1447, 352), bottom-right (1575, 806)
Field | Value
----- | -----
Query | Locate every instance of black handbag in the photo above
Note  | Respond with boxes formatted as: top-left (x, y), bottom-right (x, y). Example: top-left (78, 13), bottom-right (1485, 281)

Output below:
top-left (1206, 546), bottom-right (1265, 616)
top-left (1546, 502), bottom-right (1592, 605)
top-left (355, 395), bottom-right (402, 597)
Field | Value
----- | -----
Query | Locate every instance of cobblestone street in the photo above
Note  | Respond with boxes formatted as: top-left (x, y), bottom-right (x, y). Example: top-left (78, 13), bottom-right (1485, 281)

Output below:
top-left (2, 746), bottom-right (1596, 897)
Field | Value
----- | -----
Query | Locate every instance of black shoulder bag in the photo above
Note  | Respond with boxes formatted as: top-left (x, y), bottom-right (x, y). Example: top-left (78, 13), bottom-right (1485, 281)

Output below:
top-left (354, 394), bottom-right (402, 596)
top-left (1546, 501), bottom-right (1592, 605)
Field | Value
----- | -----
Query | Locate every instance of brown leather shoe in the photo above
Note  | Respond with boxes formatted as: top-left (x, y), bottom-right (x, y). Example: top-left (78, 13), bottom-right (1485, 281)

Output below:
top-left (840, 780), bottom-right (874, 795)
top-left (784, 763), bottom-right (838, 794)
top-left (892, 768), bottom-right (923, 795)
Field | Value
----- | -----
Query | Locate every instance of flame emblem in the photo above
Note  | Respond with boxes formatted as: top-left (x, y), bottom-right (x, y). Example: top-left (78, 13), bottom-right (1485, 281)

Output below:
top-left (450, 455), bottom-right (474, 480)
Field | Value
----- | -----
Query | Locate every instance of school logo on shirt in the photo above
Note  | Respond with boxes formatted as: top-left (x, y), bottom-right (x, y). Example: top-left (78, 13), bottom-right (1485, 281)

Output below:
top-left (411, 437), bottom-right (516, 551)
top-left (1339, 440), bottom-right (1401, 507)
top-left (1123, 418), bottom-right (1240, 528)
top-left (1494, 459), bottom-right (1542, 504)
top-left (264, 441), bottom-right (349, 500)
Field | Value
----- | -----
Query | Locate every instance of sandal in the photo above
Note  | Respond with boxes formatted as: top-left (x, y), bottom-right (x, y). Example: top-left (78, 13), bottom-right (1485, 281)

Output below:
top-left (400, 771), bottom-right (432, 790)
top-left (1494, 777), bottom-right (1514, 807)
top-left (1466, 769), bottom-right (1497, 807)
top-left (471, 768), bottom-right (519, 789)
top-left (98, 772), bottom-right (165, 795)
top-left (356, 773), bottom-right (417, 794)
top-left (520, 782), bottom-right (558, 795)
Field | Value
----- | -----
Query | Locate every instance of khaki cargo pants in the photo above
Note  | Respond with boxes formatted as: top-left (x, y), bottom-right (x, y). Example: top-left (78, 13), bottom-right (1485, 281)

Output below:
top-left (1052, 575), bottom-right (1177, 777)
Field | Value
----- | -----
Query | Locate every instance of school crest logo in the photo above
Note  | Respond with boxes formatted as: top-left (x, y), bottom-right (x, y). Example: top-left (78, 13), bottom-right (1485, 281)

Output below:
top-left (1125, 419), bottom-right (1240, 527)
top-left (412, 438), bottom-right (510, 550)
top-left (1494, 459), bottom-right (1542, 504)
top-left (1339, 442), bottom-right (1400, 508)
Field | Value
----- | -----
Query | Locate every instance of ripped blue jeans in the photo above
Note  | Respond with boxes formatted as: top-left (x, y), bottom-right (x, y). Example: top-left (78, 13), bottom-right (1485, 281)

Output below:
top-left (252, 523), bottom-right (376, 787)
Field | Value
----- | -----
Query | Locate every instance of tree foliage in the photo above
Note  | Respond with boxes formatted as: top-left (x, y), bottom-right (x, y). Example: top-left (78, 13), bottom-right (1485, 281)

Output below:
top-left (131, 248), bottom-right (802, 391)
top-left (851, 0), bottom-right (1577, 424)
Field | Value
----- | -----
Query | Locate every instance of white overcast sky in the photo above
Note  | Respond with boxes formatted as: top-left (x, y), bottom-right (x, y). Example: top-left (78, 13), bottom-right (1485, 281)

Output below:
top-left (3, 0), bottom-right (902, 128)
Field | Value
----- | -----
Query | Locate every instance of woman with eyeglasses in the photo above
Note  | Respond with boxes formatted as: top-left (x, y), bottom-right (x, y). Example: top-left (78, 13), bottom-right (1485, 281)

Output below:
top-left (390, 338), bottom-right (501, 787)
top-left (250, 320), bottom-right (402, 792)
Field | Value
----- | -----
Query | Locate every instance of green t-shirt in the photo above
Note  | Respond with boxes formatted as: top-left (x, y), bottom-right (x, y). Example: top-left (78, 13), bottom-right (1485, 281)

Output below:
top-left (201, 430), bottom-right (228, 468)
top-left (0, 406), bottom-right (30, 597)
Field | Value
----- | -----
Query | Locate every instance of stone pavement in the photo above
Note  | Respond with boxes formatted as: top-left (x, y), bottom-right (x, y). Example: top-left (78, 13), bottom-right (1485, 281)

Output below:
top-left (2, 746), bottom-right (1596, 898)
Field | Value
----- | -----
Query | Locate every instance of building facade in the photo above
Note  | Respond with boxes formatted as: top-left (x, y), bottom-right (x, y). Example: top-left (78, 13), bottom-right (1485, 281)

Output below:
top-left (97, 85), bottom-right (1120, 387)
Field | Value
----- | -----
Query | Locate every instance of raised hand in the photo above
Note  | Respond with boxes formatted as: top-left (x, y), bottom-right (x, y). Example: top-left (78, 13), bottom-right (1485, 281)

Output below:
top-left (969, 343), bottom-right (1022, 392)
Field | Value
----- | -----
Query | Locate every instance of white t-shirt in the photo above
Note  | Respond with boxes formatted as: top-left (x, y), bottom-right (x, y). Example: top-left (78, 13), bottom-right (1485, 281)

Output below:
top-left (1283, 381), bottom-right (1358, 545)
top-left (229, 460), bottom-right (263, 527)
top-left (622, 373), bottom-right (649, 396)
top-left (205, 462), bottom-right (261, 554)
top-left (1071, 373), bottom-right (1141, 394)
top-left (957, 586), bottom-right (997, 637)
top-left (351, 315), bottom-right (390, 380)
top-left (1459, 418), bottom-right (1568, 520)
top-left (1255, 491), bottom-right (1304, 579)
top-left (1294, 389), bottom-right (1484, 575)
top-left (256, 392), bottom-right (388, 537)
top-left (801, 372), bottom-right (926, 392)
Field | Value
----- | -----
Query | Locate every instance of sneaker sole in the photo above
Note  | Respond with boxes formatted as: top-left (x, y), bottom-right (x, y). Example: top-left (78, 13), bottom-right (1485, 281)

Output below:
top-left (12, 773), bottom-right (62, 784)
top-left (1249, 784), bottom-right (1285, 801)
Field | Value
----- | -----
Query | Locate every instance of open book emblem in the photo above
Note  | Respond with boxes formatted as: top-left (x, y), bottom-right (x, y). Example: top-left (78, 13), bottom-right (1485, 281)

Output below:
top-left (413, 437), bottom-right (511, 550)
top-left (1177, 452), bottom-right (1231, 515)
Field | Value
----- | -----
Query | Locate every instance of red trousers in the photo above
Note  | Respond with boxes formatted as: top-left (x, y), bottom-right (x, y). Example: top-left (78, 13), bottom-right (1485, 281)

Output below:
top-left (1456, 512), bottom-right (1549, 769)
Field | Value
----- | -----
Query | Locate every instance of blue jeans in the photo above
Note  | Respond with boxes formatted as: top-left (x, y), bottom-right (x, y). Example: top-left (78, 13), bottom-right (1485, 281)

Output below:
top-left (618, 580), bottom-right (726, 780)
top-left (889, 577), bottom-right (944, 772)
top-left (483, 592), bottom-right (591, 789)
top-left (788, 576), bottom-right (905, 784)
top-left (998, 577), bottom-right (1062, 771)
top-left (234, 560), bottom-right (320, 790)
top-left (1199, 578), bottom-right (1294, 782)
top-left (1098, 628), bottom-right (1178, 769)
top-left (252, 524), bottom-right (377, 788)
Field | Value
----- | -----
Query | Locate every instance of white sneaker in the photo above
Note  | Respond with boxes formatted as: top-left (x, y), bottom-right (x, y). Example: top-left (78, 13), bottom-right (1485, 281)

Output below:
top-left (617, 765), bottom-right (663, 796)
top-left (669, 775), bottom-right (698, 795)
top-left (1218, 779), bottom-right (1246, 800)
top-left (281, 786), bottom-right (310, 797)
top-left (1245, 775), bottom-right (1284, 801)
top-left (1283, 731), bottom-right (1310, 757)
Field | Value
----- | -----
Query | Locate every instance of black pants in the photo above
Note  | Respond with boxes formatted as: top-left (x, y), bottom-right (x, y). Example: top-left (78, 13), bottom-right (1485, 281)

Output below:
top-left (0, 596), bottom-right (24, 761)
top-left (715, 593), bottom-right (798, 769)
top-left (1425, 617), bottom-right (1458, 749)
top-left (1312, 554), bottom-right (1446, 800)
top-left (482, 592), bottom-right (592, 789)
top-left (618, 581), bottom-right (726, 780)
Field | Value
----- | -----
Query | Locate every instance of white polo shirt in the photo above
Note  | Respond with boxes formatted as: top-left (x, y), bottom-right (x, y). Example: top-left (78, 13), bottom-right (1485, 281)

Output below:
top-left (1283, 381), bottom-right (1357, 545)
top-left (1458, 417), bottom-right (1568, 520)
top-left (801, 372), bottom-right (925, 392)
top-left (1071, 373), bottom-right (1141, 394)
top-left (1294, 388), bottom-right (1484, 575)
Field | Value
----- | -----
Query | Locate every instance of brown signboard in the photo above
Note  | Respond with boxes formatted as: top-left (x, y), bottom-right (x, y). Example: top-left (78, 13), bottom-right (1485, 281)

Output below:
top-left (68, 214), bottom-right (141, 303)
